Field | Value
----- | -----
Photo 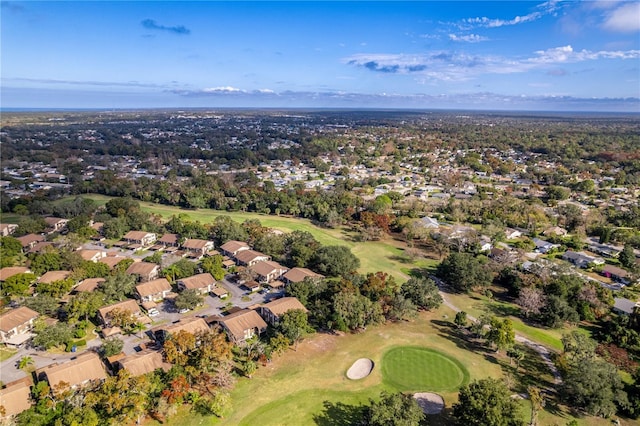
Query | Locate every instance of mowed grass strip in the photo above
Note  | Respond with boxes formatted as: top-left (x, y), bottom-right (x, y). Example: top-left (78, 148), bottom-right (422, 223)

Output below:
top-left (381, 347), bottom-right (469, 392)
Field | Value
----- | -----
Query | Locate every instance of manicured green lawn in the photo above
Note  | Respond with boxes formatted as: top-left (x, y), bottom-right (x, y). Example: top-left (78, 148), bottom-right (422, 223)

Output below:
top-left (381, 347), bottom-right (469, 392)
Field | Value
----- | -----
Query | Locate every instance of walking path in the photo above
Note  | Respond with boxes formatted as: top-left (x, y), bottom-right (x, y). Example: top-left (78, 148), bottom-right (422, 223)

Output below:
top-left (432, 276), bottom-right (562, 385)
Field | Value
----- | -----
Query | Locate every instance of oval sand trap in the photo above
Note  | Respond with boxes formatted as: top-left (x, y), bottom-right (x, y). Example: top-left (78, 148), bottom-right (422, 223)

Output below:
top-left (346, 358), bottom-right (374, 380)
top-left (413, 392), bottom-right (445, 415)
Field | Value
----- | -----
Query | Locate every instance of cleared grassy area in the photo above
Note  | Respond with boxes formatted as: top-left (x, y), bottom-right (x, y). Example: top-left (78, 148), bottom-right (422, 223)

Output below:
top-left (153, 305), bottom-right (615, 426)
top-left (443, 291), bottom-right (591, 352)
top-left (0, 347), bottom-right (18, 362)
top-left (75, 195), bottom-right (421, 281)
top-left (381, 347), bottom-right (469, 392)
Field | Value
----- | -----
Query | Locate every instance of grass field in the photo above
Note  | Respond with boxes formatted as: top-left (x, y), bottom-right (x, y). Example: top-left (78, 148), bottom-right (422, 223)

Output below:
top-left (70, 194), bottom-right (436, 282)
top-left (381, 346), bottom-right (469, 392)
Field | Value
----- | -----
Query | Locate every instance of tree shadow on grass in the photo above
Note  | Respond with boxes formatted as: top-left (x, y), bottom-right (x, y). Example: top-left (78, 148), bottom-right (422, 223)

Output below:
top-left (431, 319), bottom-right (498, 366)
top-left (313, 400), bottom-right (366, 426)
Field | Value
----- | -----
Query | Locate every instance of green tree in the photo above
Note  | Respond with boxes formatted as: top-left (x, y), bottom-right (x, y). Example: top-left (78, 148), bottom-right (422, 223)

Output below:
top-left (32, 322), bottom-right (74, 350)
top-left (487, 318), bottom-right (515, 353)
top-left (0, 236), bottom-right (23, 267)
top-left (29, 251), bottom-right (63, 275)
top-left (200, 255), bottom-right (226, 280)
top-left (174, 289), bottom-right (203, 311)
top-left (437, 252), bottom-right (491, 293)
top-left (65, 291), bottom-right (105, 322)
top-left (401, 276), bottom-right (442, 310)
top-left (23, 294), bottom-right (60, 316)
top-left (99, 337), bottom-right (124, 357)
top-left (99, 271), bottom-right (136, 303)
top-left (2, 272), bottom-right (37, 297)
top-left (562, 357), bottom-right (627, 417)
top-left (18, 356), bottom-right (34, 371)
top-left (619, 243), bottom-right (636, 270)
top-left (365, 391), bottom-right (425, 426)
top-left (162, 258), bottom-right (197, 281)
top-left (311, 245), bottom-right (360, 277)
top-left (454, 311), bottom-right (468, 328)
top-left (278, 309), bottom-right (313, 350)
top-left (332, 290), bottom-right (384, 331)
top-left (453, 378), bottom-right (524, 426)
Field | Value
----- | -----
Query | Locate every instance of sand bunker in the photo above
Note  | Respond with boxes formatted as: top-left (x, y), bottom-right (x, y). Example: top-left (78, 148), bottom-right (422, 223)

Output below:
top-left (346, 358), bottom-right (374, 380)
top-left (413, 393), bottom-right (445, 415)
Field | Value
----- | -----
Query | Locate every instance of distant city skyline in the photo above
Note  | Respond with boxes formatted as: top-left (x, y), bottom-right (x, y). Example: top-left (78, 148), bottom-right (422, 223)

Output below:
top-left (2, 1), bottom-right (639, 111)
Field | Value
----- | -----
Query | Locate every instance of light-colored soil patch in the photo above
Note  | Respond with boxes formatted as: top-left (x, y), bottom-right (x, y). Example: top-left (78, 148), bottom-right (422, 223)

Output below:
top-left (413, 392), bottom-right (445, 415)
top-left (346, 358), bottom-right (374, 380)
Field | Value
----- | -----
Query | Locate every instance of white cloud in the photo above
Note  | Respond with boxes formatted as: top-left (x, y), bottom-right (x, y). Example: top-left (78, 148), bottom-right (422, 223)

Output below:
top-left (203, 86), bottom-right (244, 93)
top-left (602, 2), bottom-right (640, 32)
top-left (344, 46), bottom-right (640, 81)
top-left (461, 0), bottom-right (560, 29)
top-left (449, 34), bottom-right (489, 43)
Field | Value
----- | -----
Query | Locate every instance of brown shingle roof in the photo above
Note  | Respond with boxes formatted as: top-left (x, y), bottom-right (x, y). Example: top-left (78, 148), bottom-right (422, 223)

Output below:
top-left (123, 231), bottom-right (155, 241)
top-left (77, 249), bottom-right (106, 261)
top-left (125, 262), bottom-right (159, 276)
top-left (220, 240), bottom-right (250, 254)
top-left (158, 233), bottom-right (179, 244)
top-left (283, 267), bottom-right (323, 283)
top-left (218, 309), bottom-right (267, 342)
top-left (98, 256), bottom-right (128, 269)
top-left (136, 278), bottom-right (171, 298)
top-left (0, 306), bottom-right (39, 333)
top-left (37, 270), bottom-right (71, 284)
top-left (0, 267), bottom-right (30, 281)
top-left (117, 349), bottom-right (170, 377)
top-left (178, 273), bottom-right (215, 290)
top-left (251, 260), bottom-right (287, 277)
top-left (182, 239), bottom-right (213, 250)
top-left (98, 299), bottom-right (145, 324)
top-left (603, 264), bottom-right (629, 278)
top-left (16, 234), bottom-right (44, 248)
top-left (43, 217), bottom-right (67, 227)
top-left (0, 376), bottom-right (33, 417)
top-left (262, 297), bottom-right (307, 317)
top-left (74, 278), bottom-right (105, 293)
top-left (38, 352), bottom-right (106, 390)
top-left (235, 249), bottom-right (270, 264)
top-left (153, 317), bottom-right (210, 337)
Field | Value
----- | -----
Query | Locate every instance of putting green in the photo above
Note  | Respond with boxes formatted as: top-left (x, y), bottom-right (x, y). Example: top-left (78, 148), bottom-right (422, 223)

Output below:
top-left (382, 347), bottom-right (469, 392)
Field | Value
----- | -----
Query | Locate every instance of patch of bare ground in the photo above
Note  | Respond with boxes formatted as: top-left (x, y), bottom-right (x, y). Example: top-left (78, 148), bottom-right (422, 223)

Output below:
top-left (413, 393), bottom-right (445, 415)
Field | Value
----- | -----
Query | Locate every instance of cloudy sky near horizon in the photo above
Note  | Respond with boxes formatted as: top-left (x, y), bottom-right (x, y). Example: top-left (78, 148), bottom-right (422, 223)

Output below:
top-left (2, 1), bottom-right (639, 111)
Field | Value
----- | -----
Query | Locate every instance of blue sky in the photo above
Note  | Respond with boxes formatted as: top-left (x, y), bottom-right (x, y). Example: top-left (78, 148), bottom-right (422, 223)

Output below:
top-left (2, 1), bottom-right (639, 111)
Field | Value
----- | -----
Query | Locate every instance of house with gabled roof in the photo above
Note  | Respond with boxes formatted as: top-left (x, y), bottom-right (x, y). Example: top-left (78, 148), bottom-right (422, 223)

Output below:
top-left (74, 277), bottom-right (105, 293)
top-left (38, 270), bottom-right (72, 284)
top-left (37, 352), bottom-right (106, 392)
top-left (152, 317), bottom-right (210, 343)
top-left (0, 306), bottom-right (39, 346)
top-left (98, 299), bottom-right (150, 327)
top-left (235, 249), bottom-right (271, 267)
top-left (0, 223), bottom-right (18, 237)
top-left (259, 297), bottom-right (307, 326)
top-left (157, 233), bottom-right (179, 247)
top-left (122, 230), bottom-right (157, 247)
top-left (182, 239), bottom-right (215, 258)
top-left (251, 260), bottom-right (288, 284)
top-left (176, 273), bottom-right (216, 295)
top-left (135, 278), bottom-right (172, 302)
top-left (115, 349), bottom-right (171, 377)
top-left (126, 261), bottom-right (160, 282)
top-left (16, 233), bottom-right (45, 250)
top-left (0, 376), bottom-right (33, 418)
top-left (43, 217), bottom-right (68, 233)
top-left (0, 266), bottom-right (30, 282)
top-left (282, 267), bottom-right (324, 285)
top-left (562, 251), bottom-right (605, 268)
top-left (602, 264), bottom-right (632, 285)
top-left (77, 249), bottom-right (107, 262)
top-left (220, 240), bottom-right (250, 258)
top-left (215, 309), bottom-right (267, 345)
top-left (98, 255), bottom-right (128, 270)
